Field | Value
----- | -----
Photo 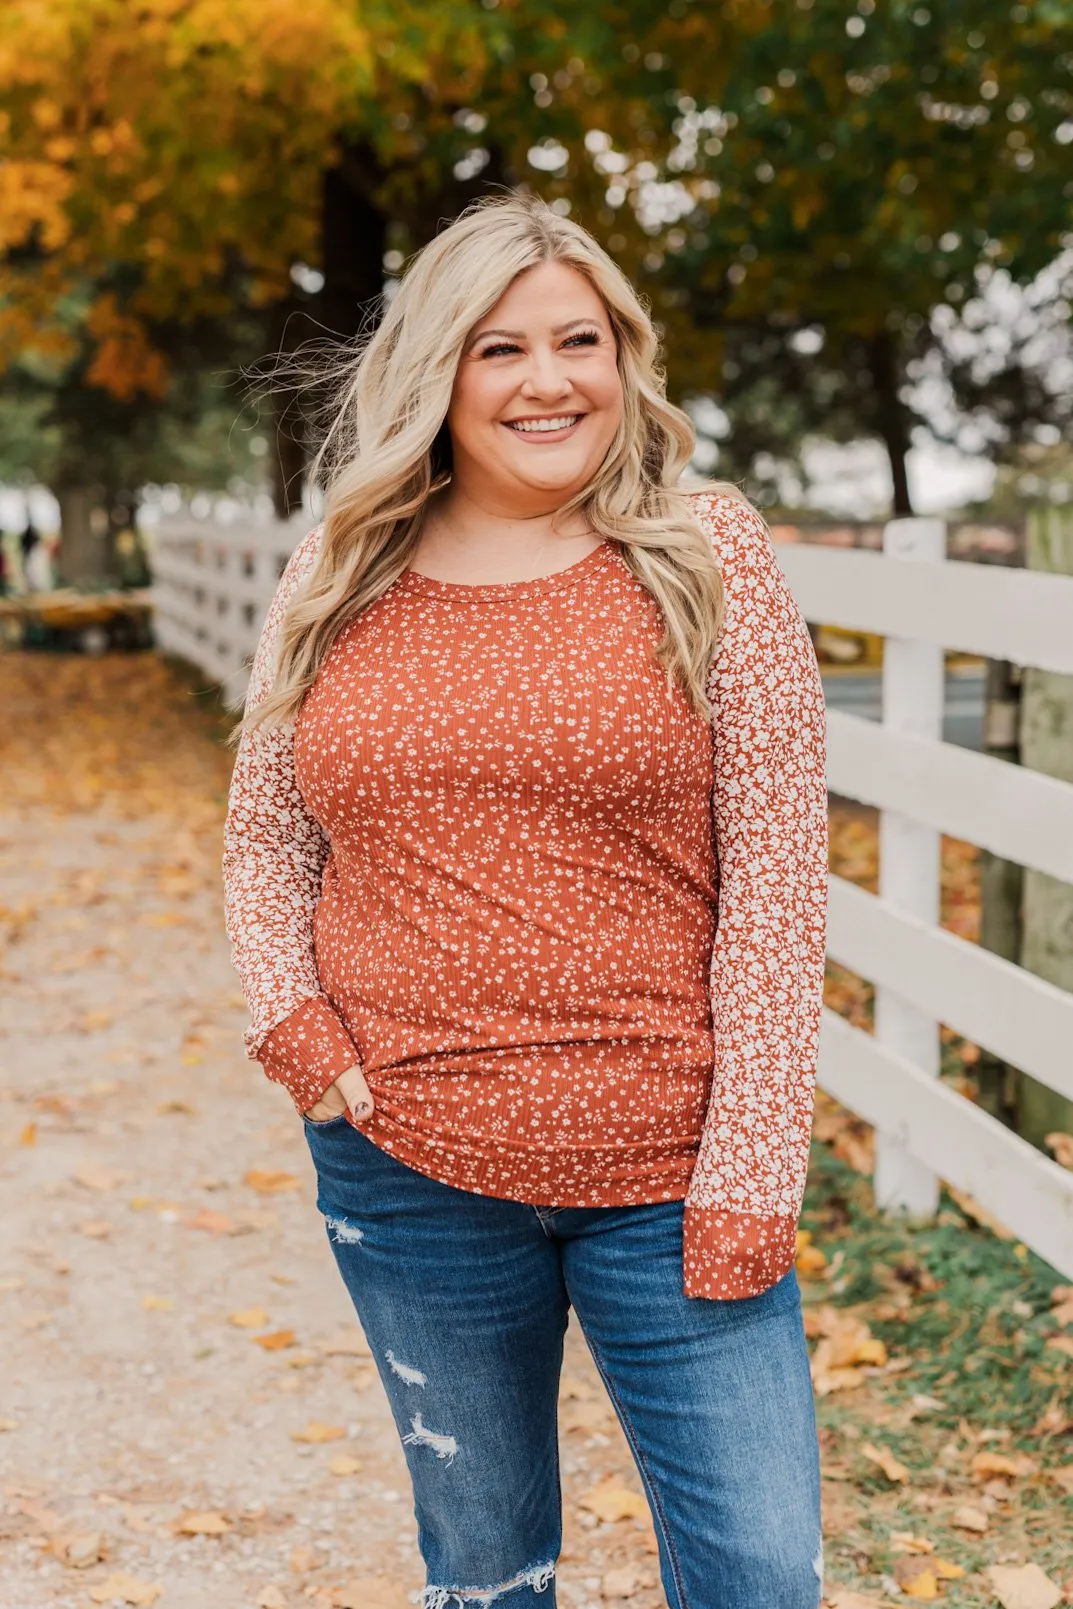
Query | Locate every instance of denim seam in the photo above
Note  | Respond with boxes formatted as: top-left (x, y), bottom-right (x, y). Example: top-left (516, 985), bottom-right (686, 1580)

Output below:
top-left (574, 1320), bottom-right (690, 1609)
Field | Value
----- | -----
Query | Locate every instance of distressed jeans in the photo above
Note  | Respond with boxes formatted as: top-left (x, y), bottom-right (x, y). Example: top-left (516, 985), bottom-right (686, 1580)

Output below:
top-left (303, 1113), bottom-right (824, 1609)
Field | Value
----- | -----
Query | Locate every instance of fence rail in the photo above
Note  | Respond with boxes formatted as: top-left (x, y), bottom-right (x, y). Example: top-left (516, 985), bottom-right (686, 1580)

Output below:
top-left (151, 510), bottom-right (1073, 1278)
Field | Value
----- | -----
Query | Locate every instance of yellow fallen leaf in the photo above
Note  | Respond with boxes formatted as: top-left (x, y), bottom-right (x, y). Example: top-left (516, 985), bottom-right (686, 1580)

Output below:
top-left (327, 1453), bottom-right (362, 1476)
top-left (229, 1306), bottom-right (270, 1329)
top-left (893, 1556), bottom-right (938, 1600)
top-left (969, 1450), bottom-right (1037, 1480)
top-left (291, 1420), bottom-right (346, 1444)
top-left (176, 1509), bottom-right (232, 1535)
top-left (256, 1329), bottom-right (296, 1350)
top-left (986, 1562), bottom-right (1062, 1609)
top-left (951, 1503), bottom-right (989, 1532)
top-left (141, 1294), bottom-right (173, 1311)
top-left (18, 1122), bottom-right (36, 1146)
top-left (578, 1475), bottom-right (648, 1522)
top-left (0, 1418), bottom-right (18, 1431)
top-left (860, 1441), bottom-right (910, 1484)
top-left (933, 1558), bottom-right (965, 1580)
top-left (890, 1532), bottom-right (934, 1553)
top-left (88, 1574), bottom-right (163, 1606)
top-left (244, 1168), bottom-right (301, 1194)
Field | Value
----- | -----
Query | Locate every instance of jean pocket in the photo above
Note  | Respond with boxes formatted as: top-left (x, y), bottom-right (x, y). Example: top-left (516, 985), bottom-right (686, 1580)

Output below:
top-left (302, 1109), bottom-right (352, 1133)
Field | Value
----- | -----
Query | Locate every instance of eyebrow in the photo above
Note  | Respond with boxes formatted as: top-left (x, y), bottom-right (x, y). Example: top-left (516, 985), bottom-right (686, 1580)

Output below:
top-left (466, 317), bottom-right (602, 349)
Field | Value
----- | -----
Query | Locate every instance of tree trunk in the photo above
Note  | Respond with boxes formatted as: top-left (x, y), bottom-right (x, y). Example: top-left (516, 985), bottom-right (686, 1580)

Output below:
top-left (56, 487), bottom-right (109, 587)
top-left (868, 330), bottom-right (914, 517)
top-left (1016, 504), bottom-right (1073, 1151)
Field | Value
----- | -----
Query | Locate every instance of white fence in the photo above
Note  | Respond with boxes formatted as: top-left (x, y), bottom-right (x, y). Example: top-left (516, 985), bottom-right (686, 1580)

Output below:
top-left (152, 512), bottom-right (1073, 1278)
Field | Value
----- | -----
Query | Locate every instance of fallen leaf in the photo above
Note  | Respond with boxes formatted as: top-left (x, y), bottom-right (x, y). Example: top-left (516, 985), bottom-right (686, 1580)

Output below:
top-left (256, 1588), bottom-right (288, 1609)
top-left (0, 1417), bottom-right (18, 1431)
top-left (327, 1453), bottom-right (362, 1476)
top-left (893, 1556), bottom-right (938, 1599)
top-left (229, 1307), bottom-right (270, 1329)
top-left (860, 1442), bottom-right (910, 1484)
top-left (890, 1532), bottom-right (934, 1553)
top-left (88, 1573), bottom-right (163, 1606)
top-left (602, 1564), bottom-right (642, 1598)
top-left (74, 1164), bottom-right (124, 1192)
top-left (969, 1450), bottom-right (1037, 1480)
top-left (141, 1294), bottom-right (173, 1311)
top-left (933, 1559), bottom-right (965, 1580)
top-left (256, 1329), bottom-right (297, 1351)
top-left (986, 1562), bottom-right (1062, 1609)
top-left (1044, 1334), bottom-right (1073, 1359)
top-left (823, 1594), bottom-right (885, 1609)
top-left (578, 1475), bottom-right (649, 1523)
top-left (951, 1504), bottom-right (989, 1532)
top-left (175, 1509), bottom-right (232, 1535)
top-left (320, 1330), bottom-right (373, 1357)
top-left (18, 1122), bottom-right (36, 1146)
top-left (77, 1220), bottom-right (112, 1239)
top-left (1045, 1464), bottom-right (1073, 1495)
top-left (244, 1168), bottom-right (301, 1195)
top-left (318, 1578), bottom-right (411, 1608)
top-left (183, 1208), bottom-right (237, 1235)
top-left (291, 1421), bottom-right (346, 1444)
top-left (158, 1099), bottom-right (196, 1114)
top-left (52, 1529), bottom-right (106, 1568)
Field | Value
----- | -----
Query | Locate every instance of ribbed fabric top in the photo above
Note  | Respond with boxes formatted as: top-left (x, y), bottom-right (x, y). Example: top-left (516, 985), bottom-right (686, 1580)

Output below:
top-left (223, 493), bottom-right (830, 1301)
top-left (267, 537), bottom-right (719, 1204)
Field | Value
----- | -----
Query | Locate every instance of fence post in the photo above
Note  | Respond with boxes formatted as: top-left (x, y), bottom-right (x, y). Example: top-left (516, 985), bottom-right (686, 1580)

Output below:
top-left (873, 516), bottom-right (947, 1217)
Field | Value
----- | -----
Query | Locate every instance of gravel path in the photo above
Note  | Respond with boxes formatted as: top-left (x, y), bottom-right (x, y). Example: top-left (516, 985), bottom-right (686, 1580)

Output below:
top-left (0, 654), bottom-right (668, 1609)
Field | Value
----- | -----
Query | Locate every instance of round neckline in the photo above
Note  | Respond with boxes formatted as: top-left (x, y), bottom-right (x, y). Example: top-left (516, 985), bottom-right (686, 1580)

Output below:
top-left (397, 539), bottom-right (615, 600)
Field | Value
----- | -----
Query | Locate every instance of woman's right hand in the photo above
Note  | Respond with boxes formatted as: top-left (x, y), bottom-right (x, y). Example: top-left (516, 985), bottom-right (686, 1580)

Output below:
top-left (304, 1064), bottom-right (374, 1125)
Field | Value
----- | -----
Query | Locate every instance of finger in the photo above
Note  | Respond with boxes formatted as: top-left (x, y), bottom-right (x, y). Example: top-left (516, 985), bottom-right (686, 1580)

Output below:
top-left (335, 1064), bottom-right (374, 1121)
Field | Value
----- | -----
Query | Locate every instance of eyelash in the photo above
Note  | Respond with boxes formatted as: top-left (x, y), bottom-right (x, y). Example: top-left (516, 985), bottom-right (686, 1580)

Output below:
top-left (479, 329), bottom-right (601, 359)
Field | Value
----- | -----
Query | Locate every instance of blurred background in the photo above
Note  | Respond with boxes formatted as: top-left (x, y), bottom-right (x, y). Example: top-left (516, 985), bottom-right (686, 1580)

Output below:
top-left (2, 5), bottom-right (1072, 1608)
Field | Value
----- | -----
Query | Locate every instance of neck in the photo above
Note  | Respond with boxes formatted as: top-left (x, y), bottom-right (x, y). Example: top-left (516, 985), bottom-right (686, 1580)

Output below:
top-left (411, 484), bottom-right (601, 584)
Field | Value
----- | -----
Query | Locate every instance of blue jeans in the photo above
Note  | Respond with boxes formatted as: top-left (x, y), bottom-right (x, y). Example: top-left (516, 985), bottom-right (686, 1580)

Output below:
top-left (304, 1114), bottom-right (824, 1609)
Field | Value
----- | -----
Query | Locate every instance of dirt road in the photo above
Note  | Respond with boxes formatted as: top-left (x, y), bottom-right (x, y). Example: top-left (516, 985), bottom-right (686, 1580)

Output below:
top-left (0, 654), bottom-right (664, 1609)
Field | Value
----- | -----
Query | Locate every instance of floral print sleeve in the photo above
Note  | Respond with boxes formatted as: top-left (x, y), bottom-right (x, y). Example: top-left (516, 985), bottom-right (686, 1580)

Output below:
top-left (222, 525), bottom-right (363, 1115)
top-left (683, 492), bottom-right (829, 1300)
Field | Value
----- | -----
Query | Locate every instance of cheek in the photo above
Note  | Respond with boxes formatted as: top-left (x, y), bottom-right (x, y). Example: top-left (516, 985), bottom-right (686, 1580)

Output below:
top-left (448, 367), bottom-right (512, 444)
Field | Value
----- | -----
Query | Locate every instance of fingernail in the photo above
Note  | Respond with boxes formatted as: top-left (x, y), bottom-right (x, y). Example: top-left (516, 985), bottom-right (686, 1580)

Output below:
top-left (352, 1102), bottom-right (371, 1119)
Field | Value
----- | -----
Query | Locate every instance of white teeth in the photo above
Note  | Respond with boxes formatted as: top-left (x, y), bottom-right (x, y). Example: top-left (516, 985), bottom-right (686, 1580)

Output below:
top-left (506, 415), bottom-right (580, 433)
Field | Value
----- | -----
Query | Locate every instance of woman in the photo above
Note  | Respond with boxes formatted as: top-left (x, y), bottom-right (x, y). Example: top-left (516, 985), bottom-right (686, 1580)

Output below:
top-left (223, 193), bottom-right (828, 1609)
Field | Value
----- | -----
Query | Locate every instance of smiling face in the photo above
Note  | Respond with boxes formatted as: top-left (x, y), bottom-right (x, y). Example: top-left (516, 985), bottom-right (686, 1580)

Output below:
top-left (445, 260), bottom-right (624, 517)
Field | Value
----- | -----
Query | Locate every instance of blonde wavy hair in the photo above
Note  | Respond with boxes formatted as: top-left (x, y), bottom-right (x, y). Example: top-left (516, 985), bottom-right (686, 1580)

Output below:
top-left (241, 191), bottom-right (737, 736)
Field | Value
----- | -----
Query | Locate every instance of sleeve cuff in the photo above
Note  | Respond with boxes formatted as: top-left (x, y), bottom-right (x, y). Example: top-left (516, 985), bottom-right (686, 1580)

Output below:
top-left (257, 996), bottom-right (363, 1115)
top-left (682, 1206), bottom-right (799, 1300)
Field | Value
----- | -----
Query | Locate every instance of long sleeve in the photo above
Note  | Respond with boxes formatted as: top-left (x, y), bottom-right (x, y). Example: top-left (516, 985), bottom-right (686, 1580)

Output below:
top-left (683, 492), bottom-right (829, 1299)
top-left (222, 525), bottom-right (363, 1114)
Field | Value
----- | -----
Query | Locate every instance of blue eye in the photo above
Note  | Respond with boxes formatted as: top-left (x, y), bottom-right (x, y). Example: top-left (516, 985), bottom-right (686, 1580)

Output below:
top-left (565, 330), bottom-right (600, 347)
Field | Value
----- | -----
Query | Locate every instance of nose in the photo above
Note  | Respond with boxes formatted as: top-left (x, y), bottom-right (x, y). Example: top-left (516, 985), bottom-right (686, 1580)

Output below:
top-left (519, 343), bottom-right (573, 402)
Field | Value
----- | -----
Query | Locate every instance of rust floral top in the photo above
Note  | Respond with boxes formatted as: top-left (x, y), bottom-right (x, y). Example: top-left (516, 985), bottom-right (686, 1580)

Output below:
top-left (222, 492), bottom-right (829, 1300)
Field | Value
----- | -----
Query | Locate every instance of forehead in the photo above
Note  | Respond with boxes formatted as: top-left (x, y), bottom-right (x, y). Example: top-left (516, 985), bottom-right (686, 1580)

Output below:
top-left (473, 261), bottom-right (610, 332)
